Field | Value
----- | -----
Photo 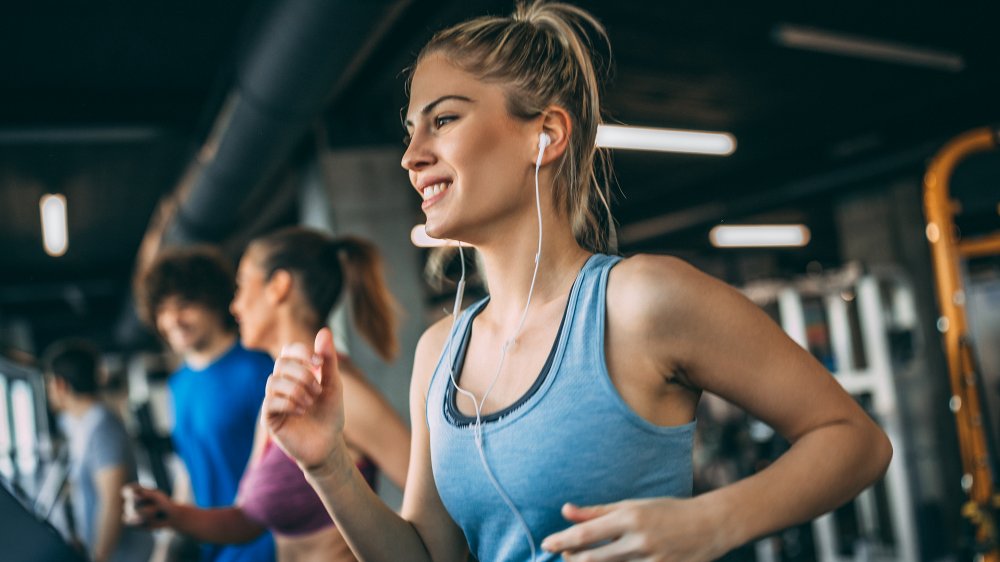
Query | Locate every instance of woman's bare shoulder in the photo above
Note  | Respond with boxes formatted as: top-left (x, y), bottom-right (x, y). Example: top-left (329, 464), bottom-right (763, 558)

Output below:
top-left (411, 315), bottom-right (455, 395)
top-left (609, 253), bottom-right (716, 329)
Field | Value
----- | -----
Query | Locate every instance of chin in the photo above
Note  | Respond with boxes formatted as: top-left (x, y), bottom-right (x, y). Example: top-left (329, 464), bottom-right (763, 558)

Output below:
top-left (168, 336), bottom-right (195, 354)
top-left (239, 333), bottom-right (258, 350)
top-left (424, 219), bottom-right (463, 243)
top-left (423, 221), bottom-right (447, 240)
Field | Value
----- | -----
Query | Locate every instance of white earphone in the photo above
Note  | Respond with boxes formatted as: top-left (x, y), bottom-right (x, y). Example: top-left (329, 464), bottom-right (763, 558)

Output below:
top-left (537, 132), bottom-right (551, 166)
top-left (440, 129), bottom-right (551, 560)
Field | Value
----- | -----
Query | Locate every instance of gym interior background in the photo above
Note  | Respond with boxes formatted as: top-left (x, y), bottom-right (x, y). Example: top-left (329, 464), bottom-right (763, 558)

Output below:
top-left (1, 0), bottom-right (998, 560)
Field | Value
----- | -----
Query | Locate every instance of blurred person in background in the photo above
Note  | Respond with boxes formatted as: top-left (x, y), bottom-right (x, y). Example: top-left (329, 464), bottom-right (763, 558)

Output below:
top-left (137, 246), bottom-right (276, 562)
top-left (126, 228), bottom-right (409, 561)
top-left (44, 339), bottom-right (154, 562)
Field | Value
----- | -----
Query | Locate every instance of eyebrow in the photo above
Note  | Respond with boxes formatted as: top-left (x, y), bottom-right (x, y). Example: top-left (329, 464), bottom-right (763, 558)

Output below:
top-left (404, 95), bottom-right (474, 128)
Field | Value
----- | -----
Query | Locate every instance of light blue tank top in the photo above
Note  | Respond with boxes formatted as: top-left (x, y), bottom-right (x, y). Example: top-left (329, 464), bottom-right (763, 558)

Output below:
top-left (427, 253), bottom-right (695, 561)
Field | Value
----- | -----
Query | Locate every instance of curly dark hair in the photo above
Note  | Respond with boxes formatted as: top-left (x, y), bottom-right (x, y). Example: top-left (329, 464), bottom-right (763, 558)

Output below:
top-left (136, 245), bottom-right (237, 332)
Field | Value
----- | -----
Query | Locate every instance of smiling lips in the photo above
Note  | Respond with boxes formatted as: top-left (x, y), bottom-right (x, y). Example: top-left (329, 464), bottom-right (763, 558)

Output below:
top-left (420, 181), bottom-right (451, 208)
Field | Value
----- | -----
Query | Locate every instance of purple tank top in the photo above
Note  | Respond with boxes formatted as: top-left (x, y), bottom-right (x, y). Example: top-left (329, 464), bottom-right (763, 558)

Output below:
top-left (238, 440), bottom-right (376, 537)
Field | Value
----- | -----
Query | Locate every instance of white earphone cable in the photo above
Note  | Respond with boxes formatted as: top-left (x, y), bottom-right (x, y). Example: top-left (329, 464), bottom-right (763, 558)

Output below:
top-left (442, 135), bottom-right (548, 561)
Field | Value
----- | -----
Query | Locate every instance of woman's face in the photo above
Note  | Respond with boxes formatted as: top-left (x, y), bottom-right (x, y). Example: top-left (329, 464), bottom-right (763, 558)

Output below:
top-left (231, 250), bottom-right (276, 352)
top-left (402, 53), bottom-right (539, 244)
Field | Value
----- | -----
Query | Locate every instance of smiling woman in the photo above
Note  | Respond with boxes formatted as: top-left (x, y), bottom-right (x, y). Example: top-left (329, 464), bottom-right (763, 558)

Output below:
top-left (263, 2), bottom-right (891, 561)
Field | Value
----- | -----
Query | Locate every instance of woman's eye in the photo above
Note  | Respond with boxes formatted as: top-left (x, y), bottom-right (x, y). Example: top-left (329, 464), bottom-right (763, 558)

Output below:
top-left (402, 133), bottom-right (412, 146)
top-left (434, 115), bottom-right (457, 128)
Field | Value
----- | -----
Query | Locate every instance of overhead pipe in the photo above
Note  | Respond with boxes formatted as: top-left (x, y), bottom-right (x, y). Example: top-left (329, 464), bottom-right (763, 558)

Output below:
top-left (156, 0), bottom-right (410, 247)
top-left (122, 0), bottom-right (410, 348)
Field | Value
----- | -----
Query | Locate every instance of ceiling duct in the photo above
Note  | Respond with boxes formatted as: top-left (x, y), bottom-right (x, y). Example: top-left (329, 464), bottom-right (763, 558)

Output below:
top-left (159, 0), bottom-right (409, 246)
top-left (120, 0), bottom-right (409, 348)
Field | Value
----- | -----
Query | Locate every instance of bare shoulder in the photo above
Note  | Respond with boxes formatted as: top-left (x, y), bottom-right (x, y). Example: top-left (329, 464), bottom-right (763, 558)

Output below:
top-left (611, 253), bottom-right (703, 290)
top-left (411, 315), bottom-right (454, 398)
top-left (336, 356), bottom-right (377, 399)
top-left (337, 354), bottom-right (363, 379)
top-left (608, 253), bottom-right (723, 330)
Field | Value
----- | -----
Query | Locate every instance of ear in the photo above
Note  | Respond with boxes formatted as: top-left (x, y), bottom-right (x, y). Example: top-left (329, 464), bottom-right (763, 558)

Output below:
top-left (47, 377), bottom-right (66, 402)
top-left (265, 269), bottom-right (294, 305)
top-left (537, 105), bottom-right (572, 166)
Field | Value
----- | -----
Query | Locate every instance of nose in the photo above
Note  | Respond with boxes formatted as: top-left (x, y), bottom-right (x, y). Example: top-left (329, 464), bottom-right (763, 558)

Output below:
top-left (400, 129), bottom-right (435, 174)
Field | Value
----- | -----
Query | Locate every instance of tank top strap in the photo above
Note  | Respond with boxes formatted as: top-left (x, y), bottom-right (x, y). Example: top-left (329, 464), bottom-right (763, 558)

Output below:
top-left (563, 253), bottom-right (622, 345)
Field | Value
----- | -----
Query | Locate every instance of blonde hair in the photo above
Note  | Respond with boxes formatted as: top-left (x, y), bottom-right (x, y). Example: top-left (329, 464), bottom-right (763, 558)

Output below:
top-left (415, 1), bottom-right (617, 253)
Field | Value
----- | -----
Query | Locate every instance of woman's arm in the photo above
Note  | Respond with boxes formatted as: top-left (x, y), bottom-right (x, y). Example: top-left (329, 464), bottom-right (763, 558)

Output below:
top-left (168, 505), bottom-right (265, 544)
top-left (123, 484), bottom-right (265, 545)
top-left (543, 255), bottom-right (892, 560)
top-left (265, 326), bottom-right (468, 561)
top-left (339, 361), bottom-right (411, 489)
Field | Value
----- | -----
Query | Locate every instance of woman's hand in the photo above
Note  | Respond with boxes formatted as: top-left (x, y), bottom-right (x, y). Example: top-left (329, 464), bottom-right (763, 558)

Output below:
top-left (541, 497), bottom-right (730, 562)
top-left (121, 483), bottom-right (174, 530)
top-left (263, 328), bottom-right (347, 473)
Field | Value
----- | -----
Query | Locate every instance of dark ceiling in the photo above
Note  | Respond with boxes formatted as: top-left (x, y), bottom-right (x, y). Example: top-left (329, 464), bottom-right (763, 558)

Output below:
top-left (1, 0), bottom-right (998, 354)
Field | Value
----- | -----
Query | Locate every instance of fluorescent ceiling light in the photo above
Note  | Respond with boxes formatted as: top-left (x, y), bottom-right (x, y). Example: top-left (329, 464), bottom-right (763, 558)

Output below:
top-left (709, 224), bottom-right (811, 248)
top-left (773, 24), bottom-right (964, 72)
top-left (596, 124), bottom-right (736, 155)
top-left (410, 224), bottom-right (460, 248)
top-left (39, 194), bottom-right (68, 257)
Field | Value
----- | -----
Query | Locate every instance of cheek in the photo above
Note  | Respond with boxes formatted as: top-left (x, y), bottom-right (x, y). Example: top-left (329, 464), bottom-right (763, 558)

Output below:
top-left (244, 298), bottom-right (268, 327)
top-left (155, 314), bottom-right (173, 333)
top-left (459, 130), bottom-right (524, 184)
top-left (177, 310), bottom-right (199, 327)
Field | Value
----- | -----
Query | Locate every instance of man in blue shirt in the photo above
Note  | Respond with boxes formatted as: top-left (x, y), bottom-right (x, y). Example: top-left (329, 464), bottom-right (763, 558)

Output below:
top-left (137, 246), bottom-right (275, 562)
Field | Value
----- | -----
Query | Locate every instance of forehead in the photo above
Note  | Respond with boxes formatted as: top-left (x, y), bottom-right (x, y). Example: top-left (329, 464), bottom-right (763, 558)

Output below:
top-left (406, 54), bottom-right (496, 117)
top-left (237, 248), bottom-right (265, 275)
top-left (156, 295), bottom-right (197, 314)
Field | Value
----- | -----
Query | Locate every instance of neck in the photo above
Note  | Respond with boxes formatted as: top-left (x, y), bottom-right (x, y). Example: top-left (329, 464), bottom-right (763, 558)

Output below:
top-left (264, 317), bottom-right (321, 360)
top-left (185, 331), bottom-right (237, 370)
top-left (474, 213), bottom-right (590, 331)
top-left (64, 394), bottom-right (98, 418)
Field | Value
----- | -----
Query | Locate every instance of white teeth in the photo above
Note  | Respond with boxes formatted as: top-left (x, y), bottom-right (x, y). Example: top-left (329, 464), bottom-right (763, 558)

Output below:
top-left (421, 182), bottom-right (449, 200)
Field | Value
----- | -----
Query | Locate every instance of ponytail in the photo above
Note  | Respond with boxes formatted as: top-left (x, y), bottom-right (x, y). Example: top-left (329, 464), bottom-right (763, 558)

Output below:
top-left (250, 227), bottom-right (399, 361)
top-left (336, 237), bottom-right (400, 361)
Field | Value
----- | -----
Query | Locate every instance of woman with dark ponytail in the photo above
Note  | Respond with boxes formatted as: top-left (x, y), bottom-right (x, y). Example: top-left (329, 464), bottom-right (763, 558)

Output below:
top-left (126, 227), bottom-right (409, 562)
top-left (265, 2), bottom-right (891, 561)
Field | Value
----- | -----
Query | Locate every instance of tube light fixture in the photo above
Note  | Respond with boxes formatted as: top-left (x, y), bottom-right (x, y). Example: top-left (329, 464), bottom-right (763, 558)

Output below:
top-left (595, 124), bottom-right (736, 155)
top-left (773, 24), bottom-right (964, 72)
top-left (411, 224), bottom-right (460, 248)
top-left (39, 194), bottom-right (68, 257)
top-left (709, 224), bottom-right (811, 248)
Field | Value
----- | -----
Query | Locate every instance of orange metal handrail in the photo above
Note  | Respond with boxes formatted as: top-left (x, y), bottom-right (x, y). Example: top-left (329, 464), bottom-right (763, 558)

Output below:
top-left (923, 125), bottom-right (1000, 560)
top-left (959, 232), bottom-right (1000, 260)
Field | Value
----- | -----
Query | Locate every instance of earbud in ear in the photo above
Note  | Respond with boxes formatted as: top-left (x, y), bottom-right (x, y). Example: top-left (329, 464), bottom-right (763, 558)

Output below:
top-left (536, 133), bottom-right (551, 167)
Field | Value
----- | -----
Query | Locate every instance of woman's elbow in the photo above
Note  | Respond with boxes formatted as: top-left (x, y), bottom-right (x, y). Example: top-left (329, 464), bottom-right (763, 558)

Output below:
top-left (866, 423), bottom-right (894, 482)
